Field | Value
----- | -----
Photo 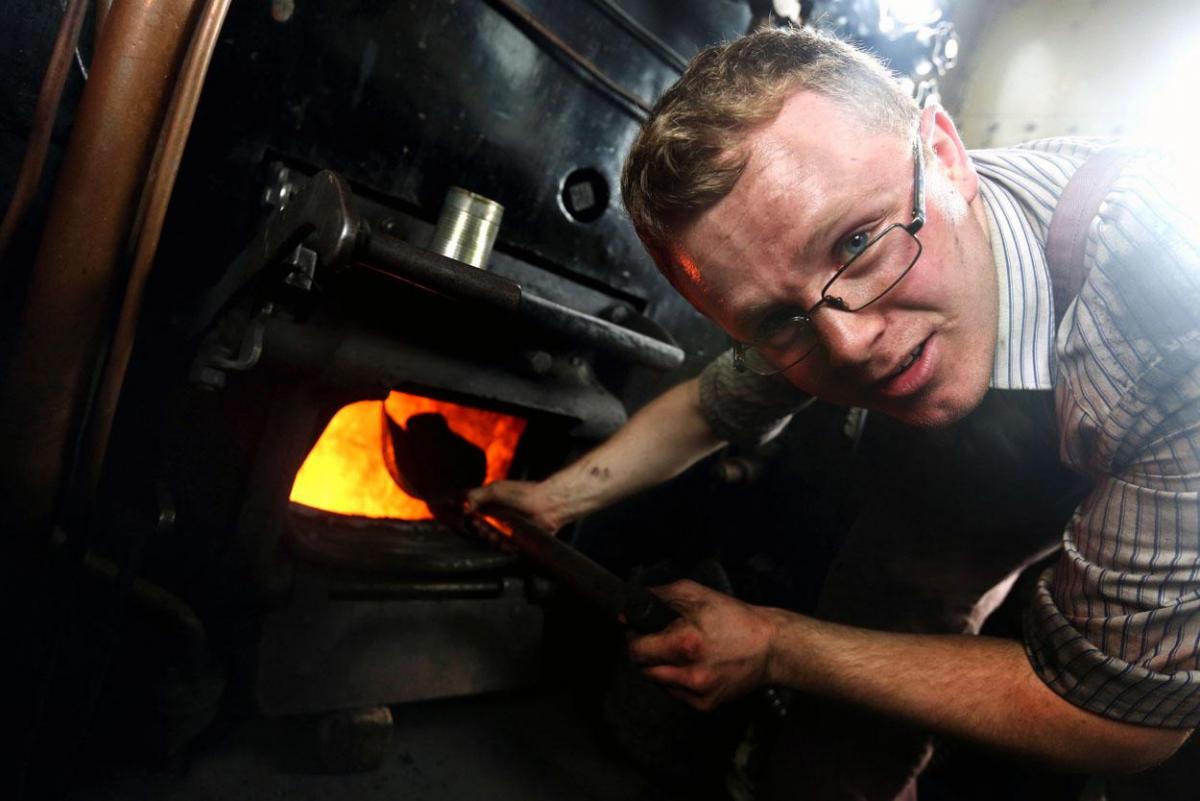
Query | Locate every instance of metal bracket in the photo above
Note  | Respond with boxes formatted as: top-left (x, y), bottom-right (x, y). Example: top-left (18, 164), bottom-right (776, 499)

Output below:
top-left (187, 171), bottom-right (360, 339)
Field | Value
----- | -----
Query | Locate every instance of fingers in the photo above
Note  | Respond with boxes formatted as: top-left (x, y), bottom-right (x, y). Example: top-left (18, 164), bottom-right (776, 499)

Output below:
top-left (642, 663), bottom-right (709, 692)
top-left (463, 481), bottom-right (519, 512)
top-left (642, 665), bottom-right (719, 711)
top-left (625, 583), bottom-right (771, 712)
top-left (464, 480), bottom-right (560, 533)
top-left (647, 579), bottom-right (712, 609)
top-left (627, 624), bottom-right (703, 667)
top-left (625, 581), bottom-right (713, 665)
top-left (626, 617), bottom-right (717, 704)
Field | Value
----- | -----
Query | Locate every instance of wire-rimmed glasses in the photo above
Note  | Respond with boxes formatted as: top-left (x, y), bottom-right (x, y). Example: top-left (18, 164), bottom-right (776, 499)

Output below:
top-left (732, 137), bottom-right (927, 376)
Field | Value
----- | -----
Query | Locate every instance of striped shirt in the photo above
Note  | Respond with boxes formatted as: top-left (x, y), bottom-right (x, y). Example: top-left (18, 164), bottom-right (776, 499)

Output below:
top-left (697, 138), bottom-right (1200, 727)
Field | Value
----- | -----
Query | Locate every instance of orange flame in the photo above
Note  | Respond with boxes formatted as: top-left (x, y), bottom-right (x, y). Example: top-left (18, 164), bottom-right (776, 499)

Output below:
top-left (289, 391), bottom-right (526, 519)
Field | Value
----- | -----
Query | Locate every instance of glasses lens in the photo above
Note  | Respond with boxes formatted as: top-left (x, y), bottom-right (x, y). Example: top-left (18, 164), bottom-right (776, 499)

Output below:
top-left (830, 226), bottom-right (921, 309)
top-left (742, 326), bottom-right (819, 375)
top-left (736, 227), bottom-right (921, 375)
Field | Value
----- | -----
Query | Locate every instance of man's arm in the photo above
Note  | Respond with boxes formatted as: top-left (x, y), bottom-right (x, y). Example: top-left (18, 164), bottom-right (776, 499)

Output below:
top-left (628, 580), bottom-right (1193, 774)
top-left (465, 377), bottom-right (727, 530)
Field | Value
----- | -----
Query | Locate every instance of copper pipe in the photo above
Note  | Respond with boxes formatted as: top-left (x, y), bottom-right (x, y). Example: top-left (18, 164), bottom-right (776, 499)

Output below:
top-left (0, 0), bottom-right (90, 264)
top-left (77, 0), bottom-right (233, 510)
top-left (95, 0), bottom-right (113, 49)
top-left (0, 0), bottom-right (201, 538)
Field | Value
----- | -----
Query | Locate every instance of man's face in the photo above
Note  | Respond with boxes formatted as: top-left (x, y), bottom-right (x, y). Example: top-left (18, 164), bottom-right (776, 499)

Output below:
top-left (676, 92), bottom-right (998, 428)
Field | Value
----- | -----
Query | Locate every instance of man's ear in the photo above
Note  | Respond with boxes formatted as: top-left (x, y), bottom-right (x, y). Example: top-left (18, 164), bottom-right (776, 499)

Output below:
top-left (920, 104), bottom-right (978, 203)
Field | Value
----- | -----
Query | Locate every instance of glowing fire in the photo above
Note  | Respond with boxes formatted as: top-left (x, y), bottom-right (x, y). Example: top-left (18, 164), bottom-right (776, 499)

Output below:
top-left (289, 391), bottom-right (526, 519)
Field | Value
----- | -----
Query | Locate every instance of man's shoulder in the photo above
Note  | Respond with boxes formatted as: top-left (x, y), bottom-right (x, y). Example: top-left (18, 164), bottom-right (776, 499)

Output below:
top-left (1092, 147), bottom-right (1194, 241)
top-left (1057, 146), bottom-right (1200, 426)
top-left (1082, 147), bottom-right (1200, 337)
top-left (970, 139), bottom-right (1193, 295)
top-left (969, 137), bottom-right (1114, 177)
top-left (968, 136), bottom-right (1117, 164)
top-left (1052, 146), bottom-right (1200, 491)
top-left (969, 137), bottom-right (1180, 213)
top-left (968, 138), bottom-right (1119, 238)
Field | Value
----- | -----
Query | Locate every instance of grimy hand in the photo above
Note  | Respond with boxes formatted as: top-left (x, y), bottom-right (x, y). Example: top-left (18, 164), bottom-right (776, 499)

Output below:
top-left (626, 580), bottom-right (782, 711)
top-left (464, 479), bottom-right (563, 534)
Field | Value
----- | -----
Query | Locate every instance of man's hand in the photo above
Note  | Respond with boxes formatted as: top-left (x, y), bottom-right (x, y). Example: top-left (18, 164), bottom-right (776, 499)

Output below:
top-left (464, 479), bottom-right (564, 533)
top-left (627, 580), bottom-right (782, 710)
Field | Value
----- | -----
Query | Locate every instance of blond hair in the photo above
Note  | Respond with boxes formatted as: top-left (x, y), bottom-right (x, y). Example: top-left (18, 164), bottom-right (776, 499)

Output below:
top-left (620, 26), bottom-right (919, 287)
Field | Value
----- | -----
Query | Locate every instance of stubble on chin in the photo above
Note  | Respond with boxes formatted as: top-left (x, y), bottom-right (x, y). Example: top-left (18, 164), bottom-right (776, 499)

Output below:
top-left (894, 373), bottom-right (990, 429)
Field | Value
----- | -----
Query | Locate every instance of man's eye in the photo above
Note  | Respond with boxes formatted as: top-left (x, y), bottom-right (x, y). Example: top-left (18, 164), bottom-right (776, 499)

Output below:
top-left (838, 230), bottom-right (871, 263)
top-left (755, 312), bottom-right (803, 346)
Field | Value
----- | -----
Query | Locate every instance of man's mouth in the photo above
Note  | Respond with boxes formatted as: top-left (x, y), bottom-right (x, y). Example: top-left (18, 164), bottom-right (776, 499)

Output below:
top-left (891, 341), bottom-right (926, 378)
top-left (878, 335), bottom-right (935, 398)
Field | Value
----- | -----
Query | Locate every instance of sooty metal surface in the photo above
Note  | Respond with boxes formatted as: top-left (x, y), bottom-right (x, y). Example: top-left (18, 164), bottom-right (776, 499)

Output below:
top-left (257, 567), bottom-right (543, 716)
top-left (288, 504), bottom-right (518, 576)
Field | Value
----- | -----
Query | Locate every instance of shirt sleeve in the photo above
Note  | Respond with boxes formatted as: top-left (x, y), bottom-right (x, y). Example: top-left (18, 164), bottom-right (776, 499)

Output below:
top-left (697, 350), bottom-right (810, 445)
top-left (1023, 151), bottom-right (1200, 728)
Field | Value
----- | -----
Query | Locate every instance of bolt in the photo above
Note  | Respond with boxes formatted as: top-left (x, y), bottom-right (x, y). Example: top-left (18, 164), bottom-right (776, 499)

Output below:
top-left (523, 350), bottom-right (553, 375)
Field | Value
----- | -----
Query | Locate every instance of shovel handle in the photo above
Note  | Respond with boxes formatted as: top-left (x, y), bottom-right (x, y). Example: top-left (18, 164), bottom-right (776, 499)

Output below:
top-left (464, 509), bottom-right (680, 634)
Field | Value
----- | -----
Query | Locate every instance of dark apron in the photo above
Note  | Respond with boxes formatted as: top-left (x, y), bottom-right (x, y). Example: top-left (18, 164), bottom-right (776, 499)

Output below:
top-left (765, 390), bottom-right (1092, 801)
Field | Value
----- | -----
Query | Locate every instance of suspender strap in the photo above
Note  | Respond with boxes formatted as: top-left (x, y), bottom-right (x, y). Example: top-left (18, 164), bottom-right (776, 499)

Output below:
top-left (1045, 147), bottom-right (1135, 326)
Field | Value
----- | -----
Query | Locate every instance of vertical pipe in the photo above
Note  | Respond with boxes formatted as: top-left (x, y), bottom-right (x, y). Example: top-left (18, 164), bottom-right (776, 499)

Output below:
top-left (77, 0), bottom-right (233, 513)
top-left (0, 0), bottom-right (201, 539)
top-left (95, 0), bottom-right (113, 46)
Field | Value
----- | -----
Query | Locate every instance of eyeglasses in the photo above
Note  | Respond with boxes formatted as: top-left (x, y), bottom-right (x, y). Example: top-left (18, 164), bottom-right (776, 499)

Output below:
top-left (732, 138), bottom-right (927, 376)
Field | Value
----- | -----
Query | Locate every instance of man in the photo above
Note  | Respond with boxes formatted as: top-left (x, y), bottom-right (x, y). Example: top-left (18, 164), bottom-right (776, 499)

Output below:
top-left (468, 26), bottom-right (1199, 798)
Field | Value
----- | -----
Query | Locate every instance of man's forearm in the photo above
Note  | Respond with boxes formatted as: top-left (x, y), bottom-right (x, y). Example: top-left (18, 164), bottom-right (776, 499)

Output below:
top-left (767, 613), bottom-right (1192, 773)
top-left (527, 377), bottom-right (726, 525)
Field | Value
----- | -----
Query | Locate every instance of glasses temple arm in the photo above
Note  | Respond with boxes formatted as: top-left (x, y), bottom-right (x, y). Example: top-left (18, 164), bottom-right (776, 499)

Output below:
top-left (910, 138), bottom-right (926, 232)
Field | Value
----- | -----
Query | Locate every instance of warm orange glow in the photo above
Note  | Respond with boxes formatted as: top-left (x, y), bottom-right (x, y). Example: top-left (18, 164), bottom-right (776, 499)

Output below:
top-left (482, 514), bottom-right (515, 538)
top-left (290, 391), bottom-right (526, 519)
top-left (673, 246), bottom-right (704, 287)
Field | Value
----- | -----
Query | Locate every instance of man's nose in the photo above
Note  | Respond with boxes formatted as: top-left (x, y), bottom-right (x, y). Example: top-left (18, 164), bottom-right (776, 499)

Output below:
top-left (811, 306), bottom-right (885, 370)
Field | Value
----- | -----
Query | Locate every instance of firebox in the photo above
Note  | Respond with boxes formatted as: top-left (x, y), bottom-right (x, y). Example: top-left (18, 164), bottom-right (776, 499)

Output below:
top-left (257, 390), bottom-right (534, 715)
top-left (291, 391), bottom-right (527, 521)
top-left (162, 163), bottom-right (687, 720)
top-left (253, 389), bottom-right (535, 715)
